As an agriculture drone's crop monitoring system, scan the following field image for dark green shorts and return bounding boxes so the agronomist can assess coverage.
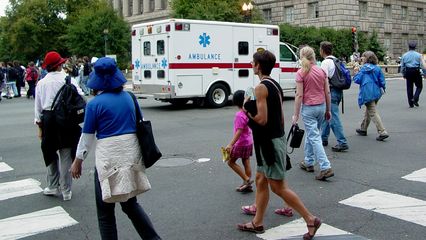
[256,136,287,180]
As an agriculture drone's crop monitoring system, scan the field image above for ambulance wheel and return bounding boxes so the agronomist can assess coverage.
[170,99,189,106]
[206,83,228,108]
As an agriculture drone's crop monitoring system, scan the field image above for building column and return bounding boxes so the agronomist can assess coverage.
[143,0,150,13]
[113,0,120,11]
[133,0,140,15]
[155,0,162,10]
[122,0,129,17]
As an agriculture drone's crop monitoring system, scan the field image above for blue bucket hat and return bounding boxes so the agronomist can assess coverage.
[87,57,126,91]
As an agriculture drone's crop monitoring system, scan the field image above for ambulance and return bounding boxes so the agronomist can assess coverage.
[131,19,299,107]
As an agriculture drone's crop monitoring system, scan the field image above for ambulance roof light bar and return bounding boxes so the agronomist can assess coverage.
[267,28,279,36]
[175,23,190,31]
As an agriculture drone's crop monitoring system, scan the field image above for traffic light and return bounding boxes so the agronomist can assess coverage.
[352,26,358,52]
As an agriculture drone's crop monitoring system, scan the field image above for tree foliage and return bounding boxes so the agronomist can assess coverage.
[366,31,386,61]
[171,0,264,23]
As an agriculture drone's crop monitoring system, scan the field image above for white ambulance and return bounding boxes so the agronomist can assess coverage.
[131,19,299,107]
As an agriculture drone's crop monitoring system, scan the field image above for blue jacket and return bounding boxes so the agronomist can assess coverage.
[354,63,386,108]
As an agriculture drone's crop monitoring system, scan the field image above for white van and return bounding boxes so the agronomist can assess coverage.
[131,19,298,107]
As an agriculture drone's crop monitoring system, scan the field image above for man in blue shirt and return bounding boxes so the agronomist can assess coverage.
[401,41,426,108]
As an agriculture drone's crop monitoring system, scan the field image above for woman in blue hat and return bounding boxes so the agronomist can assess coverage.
[70,57,161,240]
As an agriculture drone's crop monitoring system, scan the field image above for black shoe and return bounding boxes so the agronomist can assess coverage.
[414,101,419,107]
[331,144,349,152]
[376,134,389,141]
[322,140,328,147]
[356,129,367,136]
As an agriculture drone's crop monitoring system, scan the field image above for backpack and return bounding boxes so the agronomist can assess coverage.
[51,76,86,127]
[30,67,38,81]
[71,65,79,77]
[327,57,352,90]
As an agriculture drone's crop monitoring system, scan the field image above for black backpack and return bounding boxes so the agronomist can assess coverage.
[327,57,352,90]
[51,76,86,127]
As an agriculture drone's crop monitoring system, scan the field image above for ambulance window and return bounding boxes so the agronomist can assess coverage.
[157,70,165,79]
[157,40,165,55]
[238,42,249,55]
[143,41,151,56]
[238,69,249,77]
[280,44,295,61]
[144,70,151,79]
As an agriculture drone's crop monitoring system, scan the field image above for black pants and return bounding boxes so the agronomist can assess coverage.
[94,170,161,240]
[405,68,423,107]
[27,81,36,98]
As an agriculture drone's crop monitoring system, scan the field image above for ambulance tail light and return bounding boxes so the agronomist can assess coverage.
[267,28,279,36]
[131,30,136,36]
[175,23,190,31]
[166,24,171,32]
[130,64,134,70]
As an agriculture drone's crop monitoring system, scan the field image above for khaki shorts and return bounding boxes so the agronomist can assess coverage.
[256,136,287,180]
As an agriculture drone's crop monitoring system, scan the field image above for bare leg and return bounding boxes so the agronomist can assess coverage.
[252,172,269,226]
[241,158,252,180]
[228,158,249,182]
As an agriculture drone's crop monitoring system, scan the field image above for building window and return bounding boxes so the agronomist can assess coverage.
[384,4,392,19]
[401,34,408,49]
[308,2,319,19]
[238,42,249,55]
[161,0,167,9]
[284,6,294,22]
[263,8,272,23]
[402,6,408,20]
[140,1,144,13]
[149,0,155,12]
[359,1,368,18]
[418,8,424,20]
[384,33,392,51]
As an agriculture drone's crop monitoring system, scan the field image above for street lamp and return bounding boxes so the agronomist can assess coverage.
[242,2,253,23]
[103,29,109,56]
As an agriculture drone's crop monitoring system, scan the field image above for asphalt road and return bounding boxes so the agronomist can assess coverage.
[1,77,426,240]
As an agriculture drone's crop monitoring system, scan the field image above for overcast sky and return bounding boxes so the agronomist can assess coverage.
[0,0,9,17]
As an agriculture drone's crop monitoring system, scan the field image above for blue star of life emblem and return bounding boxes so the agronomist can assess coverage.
[135,59,141,69]
[199,33,211,48]
[161,58,168,68]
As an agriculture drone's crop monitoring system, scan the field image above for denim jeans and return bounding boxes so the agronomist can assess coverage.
[94,170,161,240]
[321,88,348,146]
[80,75,90,95]
[302,104,331,171]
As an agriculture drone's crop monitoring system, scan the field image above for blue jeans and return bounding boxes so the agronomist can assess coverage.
[80,75,90,95]
[321,88,348,146]
[302,104,331,171]
[95,170,161,240]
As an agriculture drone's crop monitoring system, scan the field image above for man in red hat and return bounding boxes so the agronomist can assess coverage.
[34,51,84,201]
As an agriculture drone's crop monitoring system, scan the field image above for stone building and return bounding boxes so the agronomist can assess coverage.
[112,0,426,57]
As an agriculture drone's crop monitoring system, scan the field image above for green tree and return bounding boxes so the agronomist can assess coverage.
[171,0,264,23]
[367,31,385,61]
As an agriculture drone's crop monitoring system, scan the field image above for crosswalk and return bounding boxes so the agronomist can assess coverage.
[0,161,78,240]
[255,167,426,240]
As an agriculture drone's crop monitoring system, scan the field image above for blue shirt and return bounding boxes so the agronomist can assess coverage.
[83,91,141,139]
[401,50,424,70]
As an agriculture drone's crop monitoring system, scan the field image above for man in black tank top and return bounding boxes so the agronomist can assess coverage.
[238,50,321,239]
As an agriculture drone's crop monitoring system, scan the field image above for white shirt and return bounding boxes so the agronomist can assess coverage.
[321,55,336,79]
[34,71,84,123]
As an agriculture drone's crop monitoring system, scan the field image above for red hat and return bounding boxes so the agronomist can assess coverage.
[42,51,66,70]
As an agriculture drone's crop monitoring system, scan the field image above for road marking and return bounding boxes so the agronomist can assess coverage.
[0,162,13,173]
[0,206,78,240]
[256,218,368,240]
[340,189,426,227]
[402,168,426,183]
[0,179,43,201]
[196,158,210,163]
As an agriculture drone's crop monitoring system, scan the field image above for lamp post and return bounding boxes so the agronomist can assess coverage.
[242,2,253,23]
[103,29,109,56]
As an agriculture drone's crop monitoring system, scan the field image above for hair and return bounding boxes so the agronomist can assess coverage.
[28,61,35,67]
[320,41,333,56]
[13,60,20,67]
[253,50,276,75]
[300,46,316,73]
[362,51,378,65]
[232,90,245,108]
[83,56,89,63]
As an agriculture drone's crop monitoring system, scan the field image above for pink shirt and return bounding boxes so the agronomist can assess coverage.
[296,65,327,105]
[233,110,253,147]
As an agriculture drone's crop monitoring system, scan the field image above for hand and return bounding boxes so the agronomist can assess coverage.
[70,159,83,179]
[353,67,360,74]
[292,115,299,125]
[225,144,233,153]
[325,111,332,121]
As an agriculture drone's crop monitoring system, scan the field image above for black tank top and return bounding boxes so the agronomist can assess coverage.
[260,78,284,138]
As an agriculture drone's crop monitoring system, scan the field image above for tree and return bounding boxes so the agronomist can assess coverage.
[171,0,264,23]
[367,31,385,61]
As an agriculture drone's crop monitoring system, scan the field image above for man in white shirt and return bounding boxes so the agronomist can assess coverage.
[319,41,349,152]
[35,51,84,201]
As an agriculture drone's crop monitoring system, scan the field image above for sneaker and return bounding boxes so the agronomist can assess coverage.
[356,129,367,136]
[322,140,328,147]
[315,168,334,181]
[62,191,72,201]
[376,134,389,141]
[43,187,59,196]
[299,161,314,172]
[331,144,349,152]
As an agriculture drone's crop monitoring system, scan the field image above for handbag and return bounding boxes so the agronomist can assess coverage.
[128,92,162,168]
[286,123,305,154]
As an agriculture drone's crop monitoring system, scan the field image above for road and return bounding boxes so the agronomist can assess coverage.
[1,77,426,240]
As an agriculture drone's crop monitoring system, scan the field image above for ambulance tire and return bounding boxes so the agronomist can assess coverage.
[170,99,189,106]
[206,83,229,108]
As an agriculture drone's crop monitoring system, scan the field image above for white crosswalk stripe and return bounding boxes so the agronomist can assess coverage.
[0,179,43,201]
[402,168,426,183]
[0,206,78,240]
[0,162,13,173]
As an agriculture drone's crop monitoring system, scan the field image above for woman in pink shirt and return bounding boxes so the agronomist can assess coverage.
[292,46,334,181]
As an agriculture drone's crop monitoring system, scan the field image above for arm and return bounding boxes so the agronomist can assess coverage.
[378,68,386,89]
[71,77,85,96]
[324,78,331,121]
[353,71,363,84]
[34,84,42,124]
[248,84,268,126]
[226,129,243,152]
[71,133,95,179]
[292,81,303,124]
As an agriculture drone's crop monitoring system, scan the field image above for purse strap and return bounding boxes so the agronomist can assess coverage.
[127,91,143,124]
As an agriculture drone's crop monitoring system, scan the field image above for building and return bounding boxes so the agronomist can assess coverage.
[113,0,426,58]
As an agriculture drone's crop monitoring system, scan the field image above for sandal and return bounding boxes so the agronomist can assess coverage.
[274,207,293,217]
[241,204,256,215]
[236,179,253,192]
[303,217,321,240]
[237,221,265,234]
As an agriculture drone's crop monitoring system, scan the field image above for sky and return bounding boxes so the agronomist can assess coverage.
[0,0,9,17]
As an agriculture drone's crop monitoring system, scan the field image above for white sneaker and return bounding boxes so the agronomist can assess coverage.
[43,187,59,196]
[62,191,72,201]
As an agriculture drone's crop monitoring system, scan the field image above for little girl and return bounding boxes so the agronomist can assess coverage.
[226,90,253,192]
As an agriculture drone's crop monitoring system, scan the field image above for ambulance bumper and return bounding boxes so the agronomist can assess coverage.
[133,84,175,100]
